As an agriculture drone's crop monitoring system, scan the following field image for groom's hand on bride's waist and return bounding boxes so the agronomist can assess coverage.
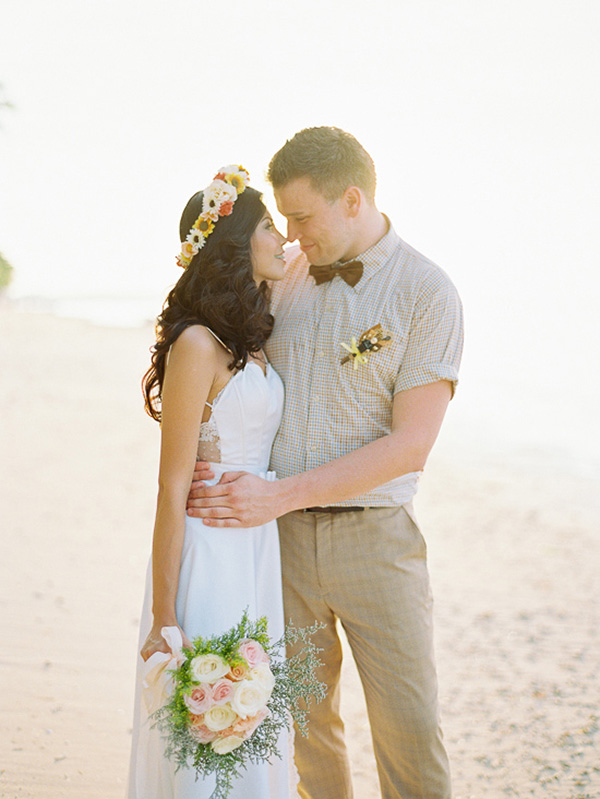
[189,460,215,485]
[187,462,280,527]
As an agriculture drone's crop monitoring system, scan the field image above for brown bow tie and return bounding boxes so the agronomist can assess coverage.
[309,260,363,288]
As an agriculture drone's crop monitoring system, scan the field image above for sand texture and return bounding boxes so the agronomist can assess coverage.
[1,309,598,798]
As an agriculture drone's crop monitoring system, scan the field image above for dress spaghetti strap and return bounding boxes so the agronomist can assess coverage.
[204,327,234,409]
[202,327,266,410]
[205,327,233,354]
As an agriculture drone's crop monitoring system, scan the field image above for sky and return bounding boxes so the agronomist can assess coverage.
[1,0,599,470]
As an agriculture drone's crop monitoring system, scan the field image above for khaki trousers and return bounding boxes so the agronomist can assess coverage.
[278,505,451,799]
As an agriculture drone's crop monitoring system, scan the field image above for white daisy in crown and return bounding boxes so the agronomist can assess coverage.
[186,229,206,249]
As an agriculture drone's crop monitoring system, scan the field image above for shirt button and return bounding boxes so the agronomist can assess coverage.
[310,445,318,451]
[313,395,320,402]
[317,350,325,358]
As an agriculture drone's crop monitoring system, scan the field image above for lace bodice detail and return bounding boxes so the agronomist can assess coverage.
[196,362,284,471]
[197,378,231,463]
[197,416,222,462]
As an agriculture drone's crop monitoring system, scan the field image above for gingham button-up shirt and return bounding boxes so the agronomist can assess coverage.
[265,220,464,507]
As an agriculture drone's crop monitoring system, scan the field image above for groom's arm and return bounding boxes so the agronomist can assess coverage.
[186,380,452,528]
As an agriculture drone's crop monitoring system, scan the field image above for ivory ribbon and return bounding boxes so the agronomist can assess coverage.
[141,626,184,715]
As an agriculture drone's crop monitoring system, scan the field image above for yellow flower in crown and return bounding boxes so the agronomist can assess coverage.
[340,324,392,369]
[176,165,251,269]
[193,215,215,238]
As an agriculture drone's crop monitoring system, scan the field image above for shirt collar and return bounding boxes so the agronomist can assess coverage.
[339,215,399,292]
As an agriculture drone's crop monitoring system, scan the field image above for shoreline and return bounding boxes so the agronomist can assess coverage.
[1,309,598,798]
[4,302,599,483]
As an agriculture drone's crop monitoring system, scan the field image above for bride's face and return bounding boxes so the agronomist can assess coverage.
[250,211,287,285]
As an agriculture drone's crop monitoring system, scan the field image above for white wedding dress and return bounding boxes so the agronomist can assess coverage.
[128,356,298,798]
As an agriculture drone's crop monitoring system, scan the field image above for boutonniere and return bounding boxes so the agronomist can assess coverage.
[340,324,392,369]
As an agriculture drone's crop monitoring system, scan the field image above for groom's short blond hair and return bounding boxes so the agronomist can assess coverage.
[267,126,377,203]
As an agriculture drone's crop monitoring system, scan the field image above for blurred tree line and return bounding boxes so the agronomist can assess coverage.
[0,82,14,290]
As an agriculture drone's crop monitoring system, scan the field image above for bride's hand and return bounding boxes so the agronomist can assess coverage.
[140,622,191,662]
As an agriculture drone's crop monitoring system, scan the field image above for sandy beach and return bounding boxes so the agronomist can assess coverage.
[1,308,598,799]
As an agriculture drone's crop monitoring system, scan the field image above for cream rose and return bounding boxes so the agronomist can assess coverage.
[203,703,238,732]
[211,734,245,754]
[249,663,275,696]
[189,653,230,684]
[230,679,269,719]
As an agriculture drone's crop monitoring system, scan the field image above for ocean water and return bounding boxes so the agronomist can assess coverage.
[8,292,599,484]
[10,294,162,329]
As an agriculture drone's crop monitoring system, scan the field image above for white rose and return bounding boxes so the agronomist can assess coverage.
[230,679,269,719]
[189,653,230,683]
[219,164,243,176]
[203,703,238,732]
[202,180,237,215]
[249,663,275,697]
[212,734,245,754]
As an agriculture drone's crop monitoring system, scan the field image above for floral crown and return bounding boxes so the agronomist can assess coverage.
[176,165,251,269]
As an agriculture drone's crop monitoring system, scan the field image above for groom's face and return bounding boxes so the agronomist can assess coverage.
[274,177,353,266]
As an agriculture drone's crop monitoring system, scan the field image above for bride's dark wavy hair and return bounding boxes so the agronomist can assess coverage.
[143,186,272,421]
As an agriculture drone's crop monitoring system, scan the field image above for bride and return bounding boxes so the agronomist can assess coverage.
[127,166,294,797]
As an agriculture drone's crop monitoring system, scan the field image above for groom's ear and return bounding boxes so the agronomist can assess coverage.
[341,186,362,218]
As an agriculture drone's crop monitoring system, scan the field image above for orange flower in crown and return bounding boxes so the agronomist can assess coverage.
[176,165,251,269]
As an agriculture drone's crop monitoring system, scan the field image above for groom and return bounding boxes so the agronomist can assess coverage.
[188,127,463,799]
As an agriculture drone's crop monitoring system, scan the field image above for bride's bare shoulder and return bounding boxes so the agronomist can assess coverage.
[169,324,221,362]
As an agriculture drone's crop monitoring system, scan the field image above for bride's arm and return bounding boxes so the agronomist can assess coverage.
[140,326,217,661]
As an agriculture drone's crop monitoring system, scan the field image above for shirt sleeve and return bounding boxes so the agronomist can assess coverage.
[393,271,464,397]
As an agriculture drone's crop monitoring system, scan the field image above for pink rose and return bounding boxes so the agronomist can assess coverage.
[188,715,217,743]
[233,708,268,739]
[238,639,269,668]
[228,662,249,681]
[212,678,235,706]
[184,684,214,715]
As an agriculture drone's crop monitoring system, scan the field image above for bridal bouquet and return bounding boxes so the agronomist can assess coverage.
[143,611,325,799]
